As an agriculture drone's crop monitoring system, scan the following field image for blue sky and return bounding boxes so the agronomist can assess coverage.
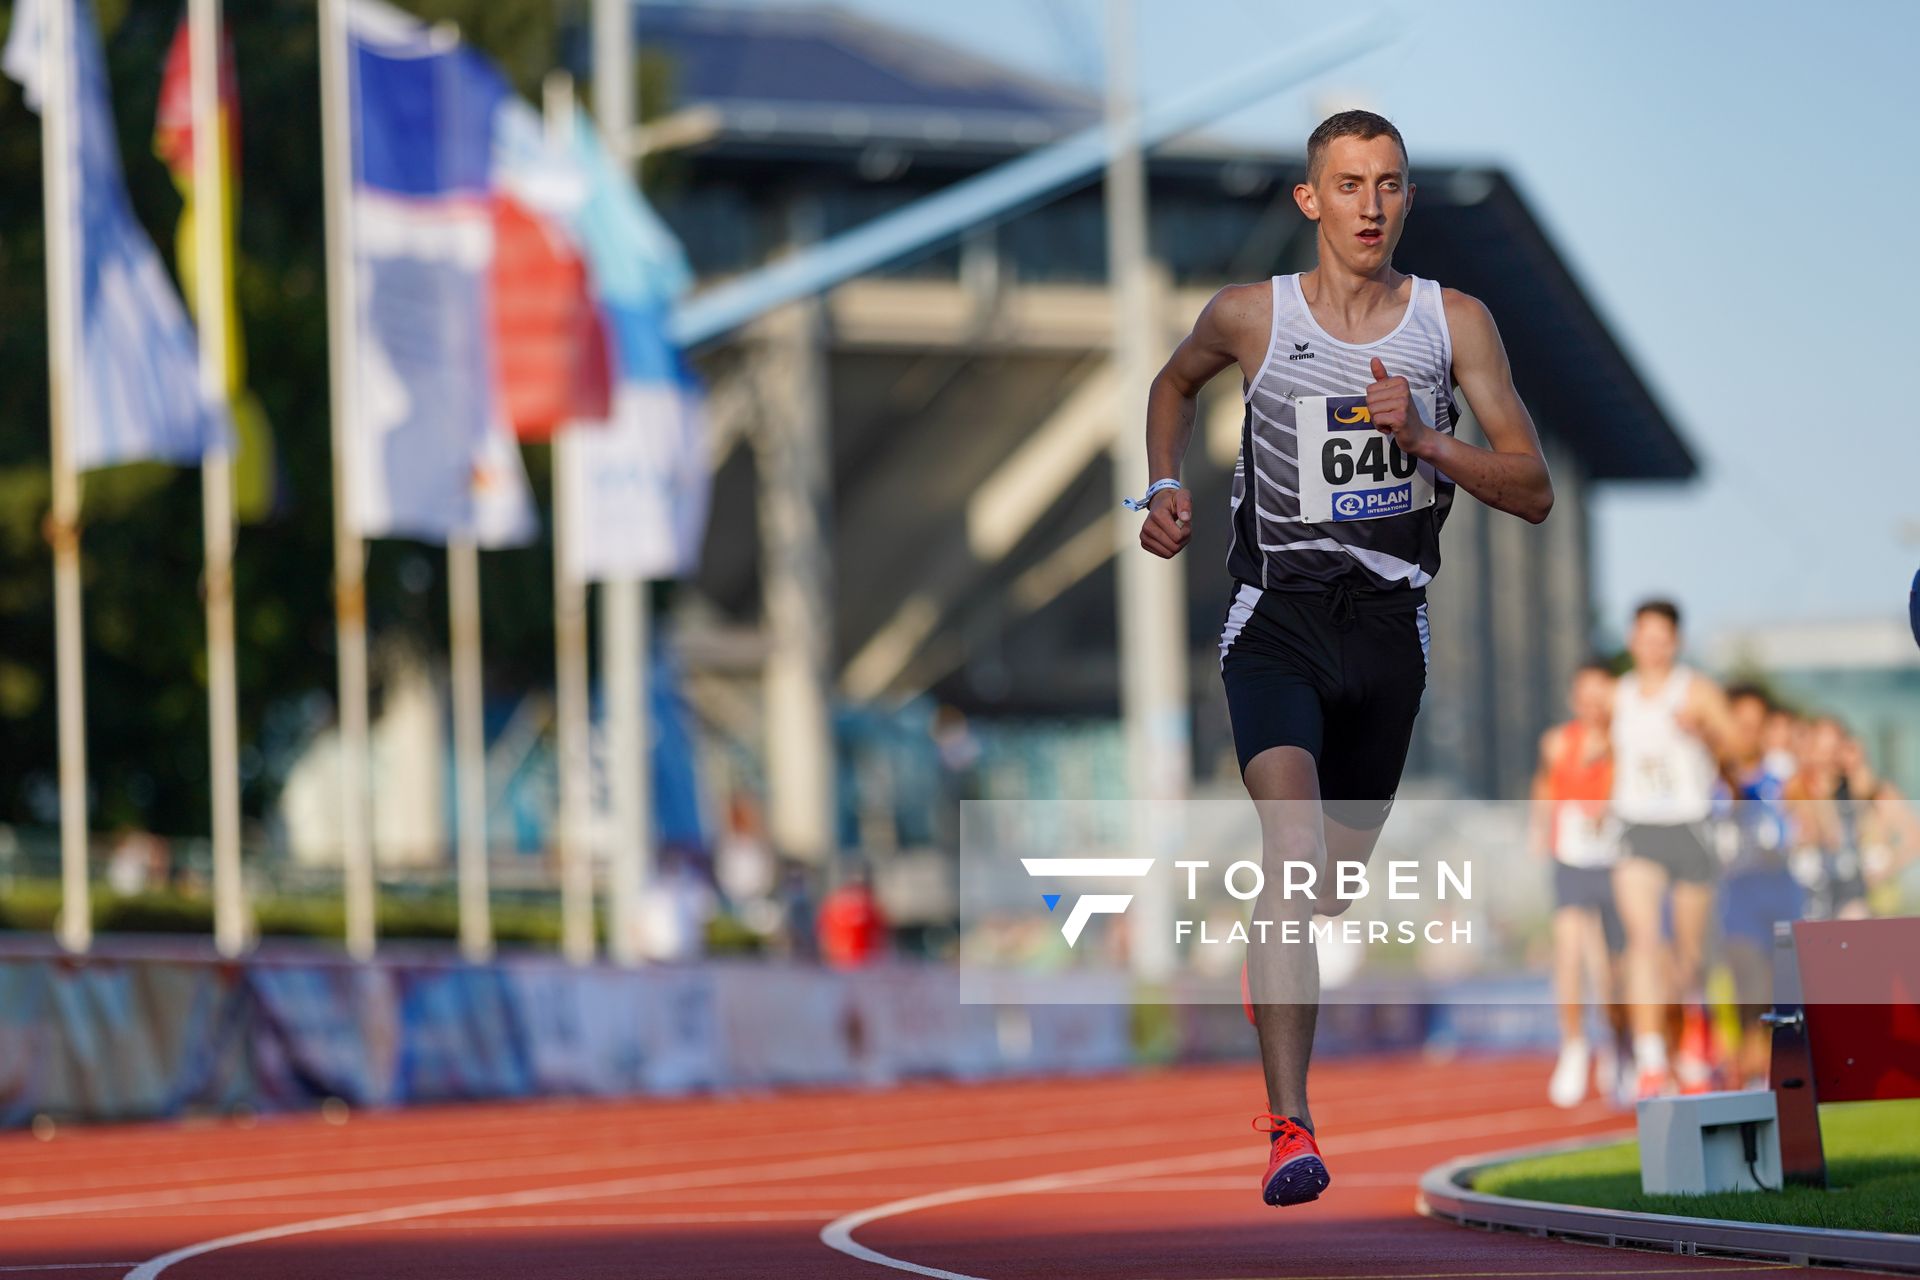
[732,0,1920,648]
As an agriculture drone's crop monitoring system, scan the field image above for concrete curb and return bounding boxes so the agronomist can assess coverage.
[1416,1136,1920,1274]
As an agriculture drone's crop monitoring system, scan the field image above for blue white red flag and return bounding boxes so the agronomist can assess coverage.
[339,0,534,547]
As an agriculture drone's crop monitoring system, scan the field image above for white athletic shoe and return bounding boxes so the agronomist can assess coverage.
[1593,1043,1622,1107]
[1549,1040,1591,1109]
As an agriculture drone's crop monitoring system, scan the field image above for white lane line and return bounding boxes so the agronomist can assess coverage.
[44,1071,1568,1225]
[117,1110,1312,1279]
[385,1211,843,1229]
[0,1086,981,1199]
[0,1093,1037,1207]
[1082,1172,1424,1191]
[115,1069,1584,1277]
[1,1055,1507,1202]
[818,1107,1628,1280]
[1131,1270,1794,1280]
[7,1095,1193,1223]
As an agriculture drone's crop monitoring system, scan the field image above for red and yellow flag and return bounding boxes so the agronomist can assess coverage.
[154,14,275,521]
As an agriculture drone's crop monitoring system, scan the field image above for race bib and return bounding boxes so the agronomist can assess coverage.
[1555,804,1620,869]
[1294,390,1438,524]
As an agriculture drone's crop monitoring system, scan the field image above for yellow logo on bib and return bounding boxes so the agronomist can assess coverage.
[1332,404,1372,425]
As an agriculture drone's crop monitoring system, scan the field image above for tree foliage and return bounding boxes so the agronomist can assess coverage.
[0,0,644,838]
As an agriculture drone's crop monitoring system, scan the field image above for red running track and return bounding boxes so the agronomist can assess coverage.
[0,1055,1845,1279]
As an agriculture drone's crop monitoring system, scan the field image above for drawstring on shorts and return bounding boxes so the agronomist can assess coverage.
[1325,580,1358,630]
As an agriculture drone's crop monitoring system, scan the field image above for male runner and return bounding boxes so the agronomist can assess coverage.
[1717,684,1803,1090]
[1528,661,1629,1108]
[1608,600,1733,1097]
[1130,111,1553,1206]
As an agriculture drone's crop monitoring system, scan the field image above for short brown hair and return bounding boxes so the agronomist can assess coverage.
[1634,598,1682,630]
[1307,110,1408,182]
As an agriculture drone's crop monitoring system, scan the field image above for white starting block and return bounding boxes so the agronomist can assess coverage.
[1637,1089,1782,1195]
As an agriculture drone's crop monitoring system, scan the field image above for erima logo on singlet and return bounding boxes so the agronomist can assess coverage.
[1288,341,1315,361]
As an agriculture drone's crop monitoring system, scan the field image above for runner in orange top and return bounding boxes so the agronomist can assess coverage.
[1528,661,1628,1107]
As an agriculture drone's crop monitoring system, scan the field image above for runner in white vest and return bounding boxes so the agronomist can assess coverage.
[1131,111,1554,1208]
[1609,599,1733,1098]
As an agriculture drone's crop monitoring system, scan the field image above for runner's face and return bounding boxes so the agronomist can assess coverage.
[1569,670,1612,724]
[1297,135,1412,273]
[1627,612,1679,671]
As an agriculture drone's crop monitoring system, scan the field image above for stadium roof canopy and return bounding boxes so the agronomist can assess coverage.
[630,2,1694,483]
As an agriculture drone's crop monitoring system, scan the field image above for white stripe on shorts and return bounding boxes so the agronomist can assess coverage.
[1218,583,1262,670]
[1416,601,1431,675]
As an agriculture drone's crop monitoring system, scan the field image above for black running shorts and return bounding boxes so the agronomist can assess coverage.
[1553,862,1627,952]
[1218,580,1429,830]
[1619,822,1718,885]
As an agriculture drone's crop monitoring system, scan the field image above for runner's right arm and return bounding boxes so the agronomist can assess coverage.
[1138,284,1264,559]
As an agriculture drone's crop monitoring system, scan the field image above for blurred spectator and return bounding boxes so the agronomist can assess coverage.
[715,791,775,907]
[817,864,889,969]
[933,704,982,775]
[1836,731,1920,903]
[777,860,820,962]
[1786,717,1868,919]
[105,827,169,897]
[932,704,981,852]
[639,848,717,962]
[1760,704,1800,782]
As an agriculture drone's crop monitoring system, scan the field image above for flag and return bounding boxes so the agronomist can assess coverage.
[552,108,709,583]
[490,98,610,441]
[339,0,535,548]
[153,12,276,521]
[4,0,226,472]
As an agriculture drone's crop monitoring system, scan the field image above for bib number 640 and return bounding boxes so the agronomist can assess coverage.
[1322,435,1418,486]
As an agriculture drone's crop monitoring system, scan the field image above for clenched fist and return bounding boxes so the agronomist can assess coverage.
[1138,486,1192,559]
[1365,356,1436,458]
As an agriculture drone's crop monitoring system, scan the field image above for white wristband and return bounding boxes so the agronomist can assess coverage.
[1121,478,1182,512]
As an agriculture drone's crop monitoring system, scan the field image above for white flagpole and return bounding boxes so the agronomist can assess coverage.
[546,72,596,967]
[318,0,376,959]
[189,0,246,958]
[448,535,492,961]
[1105,0,1185,981]
[39,0,90,954]
[593,0,647,968]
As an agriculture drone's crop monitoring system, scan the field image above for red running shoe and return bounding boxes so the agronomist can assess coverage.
[1254,1114,1330,1206]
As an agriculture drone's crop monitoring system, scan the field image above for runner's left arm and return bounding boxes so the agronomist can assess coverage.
[1373,290,1553,523]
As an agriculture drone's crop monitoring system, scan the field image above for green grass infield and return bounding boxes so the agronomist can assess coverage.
[1472,1098,1920,1236]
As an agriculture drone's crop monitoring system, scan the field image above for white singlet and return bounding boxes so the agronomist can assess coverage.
[1610,667,1716,826]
